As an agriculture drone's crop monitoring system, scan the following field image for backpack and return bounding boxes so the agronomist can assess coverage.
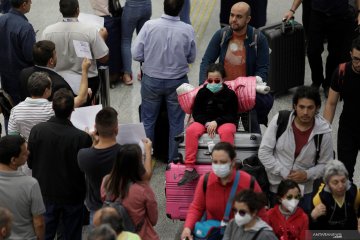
[102,192,143,233]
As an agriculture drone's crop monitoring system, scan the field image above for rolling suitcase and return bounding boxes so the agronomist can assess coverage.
[165,163,212,220]
[259,20,305,94]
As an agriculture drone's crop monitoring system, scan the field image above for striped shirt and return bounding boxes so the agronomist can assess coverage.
[8,98,54,139]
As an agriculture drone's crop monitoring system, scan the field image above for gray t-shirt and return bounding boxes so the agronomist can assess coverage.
[0,170,45,240]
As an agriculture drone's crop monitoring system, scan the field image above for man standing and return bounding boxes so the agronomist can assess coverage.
[0,0,35,105]
[132,0,196,162]
[324,37,360,182]
[259,86,333,214]
[0,135,45,240]
[284,0,357,97]
[28,89,92,239]
[42,0,109,105]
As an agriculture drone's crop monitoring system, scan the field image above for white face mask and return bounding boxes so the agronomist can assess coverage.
[281,199,299,213]
[212,162,231,178]
[234,212,252,227]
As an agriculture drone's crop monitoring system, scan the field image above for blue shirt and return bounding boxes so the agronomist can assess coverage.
[132,14,196,79]
[0,9,35,73]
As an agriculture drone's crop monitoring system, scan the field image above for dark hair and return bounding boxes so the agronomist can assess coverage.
[52,88,74,119]
[0,135,26,165]
[27,72,51,97]
[351,36,360,51]
[33,41,55,66]
[292,85,321,109]
[95,107,118,137]
[100,210,124,234]
[164,0,184,17]
[206,63,226,78]
[211,142,236,160]
[234,189,267,214]
[10,0,27,8]
[88,224,117,240]
[276,180,301,200]
[105,144,146,199]
[59,0,79,17]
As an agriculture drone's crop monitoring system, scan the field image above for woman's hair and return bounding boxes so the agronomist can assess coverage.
[276,179,301,199]
[323,159,348,184]
[206,63,226,78]
[211,142,236,160]
[234,189,267,214]
[105,144,146,199]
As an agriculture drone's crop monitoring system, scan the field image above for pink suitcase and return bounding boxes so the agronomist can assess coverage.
[165,163,212,220]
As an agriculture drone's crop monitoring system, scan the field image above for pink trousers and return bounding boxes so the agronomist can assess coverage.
[184,122,236,167]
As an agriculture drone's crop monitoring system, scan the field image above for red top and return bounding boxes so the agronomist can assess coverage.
[184,169,268,230]
[267,204,309,240]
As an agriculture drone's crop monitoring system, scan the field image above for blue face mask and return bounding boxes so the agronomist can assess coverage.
[206,83,222,93]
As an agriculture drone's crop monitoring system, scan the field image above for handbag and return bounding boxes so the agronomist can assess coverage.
[193,171,241,240]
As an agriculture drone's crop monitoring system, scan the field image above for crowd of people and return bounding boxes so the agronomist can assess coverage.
[0,0,360,239]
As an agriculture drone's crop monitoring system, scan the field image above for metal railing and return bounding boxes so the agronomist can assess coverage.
[98,66,110,107]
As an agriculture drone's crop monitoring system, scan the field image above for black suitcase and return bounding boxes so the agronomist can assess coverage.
[259,20,305,94]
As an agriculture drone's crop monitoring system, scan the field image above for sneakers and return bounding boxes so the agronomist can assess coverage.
[177,169,200,186]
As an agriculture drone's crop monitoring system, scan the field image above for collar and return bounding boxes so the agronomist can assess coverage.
[35,65,56,73]
[9,8,28,21]
[161,14,180,21]
[25,97,50,103]
[49,116,74,126]
[63,17,79,22]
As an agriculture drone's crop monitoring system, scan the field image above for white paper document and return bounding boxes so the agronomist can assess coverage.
[73,40,93,59]
[70,105,102,132]
[116,123,147,145]
[78,12,104,30]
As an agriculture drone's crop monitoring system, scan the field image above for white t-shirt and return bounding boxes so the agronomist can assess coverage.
[89,0,110,16]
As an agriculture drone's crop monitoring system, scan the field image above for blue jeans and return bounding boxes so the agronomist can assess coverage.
[180,0,191,24]
[141,74,187,161]
[121,2,151,74]
[44,201,84,240]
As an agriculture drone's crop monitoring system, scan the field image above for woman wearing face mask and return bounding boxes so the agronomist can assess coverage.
[267,180,309,240]
[180,142,267,240]
[178,63,239,186]
[310,160,360,231]
[223,189,277,240]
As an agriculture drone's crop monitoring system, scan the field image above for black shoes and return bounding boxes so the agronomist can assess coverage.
[177,169,200,186]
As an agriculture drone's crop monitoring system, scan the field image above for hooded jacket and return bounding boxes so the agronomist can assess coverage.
[258,111,333,194]
[223,217,278,240]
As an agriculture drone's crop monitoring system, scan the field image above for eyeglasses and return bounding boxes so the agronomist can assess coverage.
[207,78,221,84]
[232,208,248,216]
[285,194,301,200]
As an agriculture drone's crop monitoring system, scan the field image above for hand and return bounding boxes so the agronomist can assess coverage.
[283,11,294,22]
[287,170,307,183]
[180,227,193,240]
[206,121,217,138]
[81,58,91,72]
[311,203,326,220]
[98,27,108,40]
[142,138,152,154]
[86,128,99,146]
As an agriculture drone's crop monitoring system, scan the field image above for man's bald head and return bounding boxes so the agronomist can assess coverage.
[231,2,251,17]
[93,207,124,234]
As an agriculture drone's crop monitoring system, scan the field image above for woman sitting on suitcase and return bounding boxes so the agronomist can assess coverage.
[178,63,238,186]
[180,142,267,240]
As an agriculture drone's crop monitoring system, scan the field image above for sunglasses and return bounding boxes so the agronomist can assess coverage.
[207,78,221,84]
[232,208,248,216]
[285,194,301,200]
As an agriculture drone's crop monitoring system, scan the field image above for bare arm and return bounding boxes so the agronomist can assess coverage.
[142,138,153,181]
[33,215,45,240]
[323,88,340,124]
[283,0,302,21]
[74,58,91,107]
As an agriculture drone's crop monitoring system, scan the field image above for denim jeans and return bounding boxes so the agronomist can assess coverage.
[180,0,191,24]
[121,1,151,75]
[141,74,188,161]
[44,201,84,240]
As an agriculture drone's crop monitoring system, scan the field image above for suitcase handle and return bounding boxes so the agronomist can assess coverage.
[281,19,295,35]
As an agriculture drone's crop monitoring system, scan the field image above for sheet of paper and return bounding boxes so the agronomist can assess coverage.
[116,123,146,145]
[61,72,82,94]
[70,105,102,132]
[73,40,93,59]
[78,12,104,30]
